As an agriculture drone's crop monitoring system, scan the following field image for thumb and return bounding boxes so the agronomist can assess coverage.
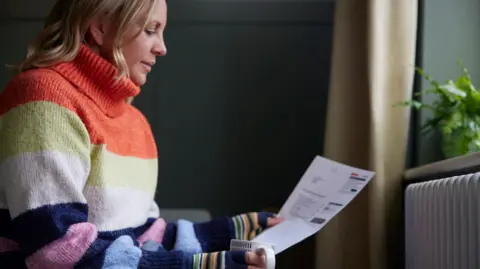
[245,251,266,268]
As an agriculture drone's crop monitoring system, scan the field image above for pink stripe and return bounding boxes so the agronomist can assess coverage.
[137,218,167,246]
[25,223,97,269]
[0,237,20,252]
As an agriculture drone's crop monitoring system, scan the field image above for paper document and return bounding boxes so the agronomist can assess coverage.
[253,155,375,254]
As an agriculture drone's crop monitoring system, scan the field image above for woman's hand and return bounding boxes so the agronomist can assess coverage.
[266,214,284,228]
[244,251,267,269]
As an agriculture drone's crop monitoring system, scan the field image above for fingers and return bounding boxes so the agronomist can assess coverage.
[257,212,284,229]
[228,250,269,269]
[266,215,284,227]
[245,251,266,268]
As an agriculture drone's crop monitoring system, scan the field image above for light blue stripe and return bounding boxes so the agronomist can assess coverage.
[174,219,203,254]
[102,235,142,269]
[141,240,162,252]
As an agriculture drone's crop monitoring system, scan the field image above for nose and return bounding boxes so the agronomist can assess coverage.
[152,40,167,57]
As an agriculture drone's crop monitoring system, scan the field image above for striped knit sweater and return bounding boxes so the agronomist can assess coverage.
[0,45,272,269]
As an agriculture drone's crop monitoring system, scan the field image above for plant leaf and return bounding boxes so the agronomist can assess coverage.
[393,100,424,109]
[439,82,467,98]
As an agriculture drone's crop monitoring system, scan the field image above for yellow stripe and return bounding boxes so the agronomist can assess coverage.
[209,252,217,268]
[251,212,259,229]
[0,101,90,162]
[87,144,158,192]
[241,214,250,240]
[248,212,258,240]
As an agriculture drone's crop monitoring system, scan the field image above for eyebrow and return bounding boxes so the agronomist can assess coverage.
[147,20,162,28]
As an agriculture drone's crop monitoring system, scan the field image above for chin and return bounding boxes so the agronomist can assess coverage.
[131,75,147,86]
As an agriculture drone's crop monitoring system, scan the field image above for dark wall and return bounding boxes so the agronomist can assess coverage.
[0,0,335,218]
[141,1,335,217]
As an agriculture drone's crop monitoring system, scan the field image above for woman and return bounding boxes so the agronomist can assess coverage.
[0,0,282,268]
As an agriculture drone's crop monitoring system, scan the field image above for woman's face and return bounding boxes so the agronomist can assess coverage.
[121,1,167,86]
[91,0,168,86]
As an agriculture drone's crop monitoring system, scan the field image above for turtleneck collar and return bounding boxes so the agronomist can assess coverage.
[51,44,140,118]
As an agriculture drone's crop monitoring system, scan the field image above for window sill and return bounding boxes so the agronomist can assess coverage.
[404,152,480,183]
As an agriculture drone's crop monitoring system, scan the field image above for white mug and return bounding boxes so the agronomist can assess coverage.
[230,239,276,269]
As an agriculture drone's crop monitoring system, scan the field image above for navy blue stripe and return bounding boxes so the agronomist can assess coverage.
[216,252,222,268]
[139,249,185,269]
[193,217,233,252]
[0,209,14,239]
[99,229,136,242]
[257,212,273,228]
[10,203,88,256]
[133,217,157,239]
[246,214,255,237]
[160,222,177,251]
[73,237,110,269]
[228,250,247,265]
[0,251,27,269]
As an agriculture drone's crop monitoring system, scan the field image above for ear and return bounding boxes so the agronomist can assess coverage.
[87,19,108,46]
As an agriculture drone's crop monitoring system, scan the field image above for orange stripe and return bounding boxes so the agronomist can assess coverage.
[0,69,157,159]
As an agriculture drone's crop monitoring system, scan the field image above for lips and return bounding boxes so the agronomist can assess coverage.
[141,61,154,71]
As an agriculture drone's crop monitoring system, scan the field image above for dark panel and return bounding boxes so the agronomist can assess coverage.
[0,21,44,87]
[1,0,334,23]
[136,25,333,217]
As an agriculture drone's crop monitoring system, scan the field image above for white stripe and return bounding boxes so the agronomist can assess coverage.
[221,252,226,269]
[84,186,154,232]
[148,201,160,219]
[0,151,89,219]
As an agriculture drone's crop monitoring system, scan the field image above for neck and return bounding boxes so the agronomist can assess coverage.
[51,44,140,117]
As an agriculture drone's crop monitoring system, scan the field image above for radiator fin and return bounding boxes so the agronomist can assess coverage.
[405,172,479,269]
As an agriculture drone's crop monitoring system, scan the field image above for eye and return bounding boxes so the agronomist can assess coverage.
[145,29,156,35]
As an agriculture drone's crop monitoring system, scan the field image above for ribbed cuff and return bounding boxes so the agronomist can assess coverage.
[189,250,248,269]
[139,249,188,269]
[229,212,273,241]
[193,216,233,252]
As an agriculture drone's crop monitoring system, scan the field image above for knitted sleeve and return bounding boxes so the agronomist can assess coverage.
[0,98,189,268]
[159,212,274,254]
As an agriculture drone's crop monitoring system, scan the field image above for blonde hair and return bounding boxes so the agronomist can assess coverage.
[13,0,159,80]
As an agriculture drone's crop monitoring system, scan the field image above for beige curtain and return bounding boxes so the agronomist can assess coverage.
[315,0,418,269]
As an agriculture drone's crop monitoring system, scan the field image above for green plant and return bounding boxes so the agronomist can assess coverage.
[396,61,480,158]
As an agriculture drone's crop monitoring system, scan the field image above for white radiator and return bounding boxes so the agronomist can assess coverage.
[405,172,479,269]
